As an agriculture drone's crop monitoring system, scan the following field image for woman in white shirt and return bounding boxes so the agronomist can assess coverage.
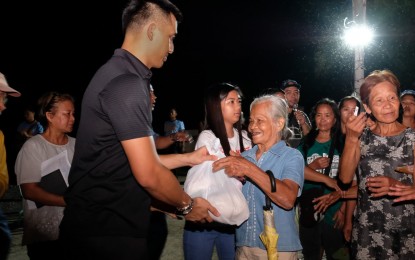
[15,91,75,260]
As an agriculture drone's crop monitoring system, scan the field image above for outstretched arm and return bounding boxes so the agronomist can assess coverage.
[122,137,219,222]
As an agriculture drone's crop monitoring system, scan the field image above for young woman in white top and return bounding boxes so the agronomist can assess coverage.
[183,82,252,260]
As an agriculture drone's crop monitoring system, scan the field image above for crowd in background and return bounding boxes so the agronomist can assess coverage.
[0,0,415,259]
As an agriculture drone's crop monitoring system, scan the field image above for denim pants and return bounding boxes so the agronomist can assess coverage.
[183,227,235,260]
[0,208,11,260]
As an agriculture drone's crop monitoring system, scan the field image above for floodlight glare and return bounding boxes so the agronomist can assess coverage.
[343,24,374,47]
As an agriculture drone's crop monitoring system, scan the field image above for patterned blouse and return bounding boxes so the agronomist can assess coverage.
[352,127,415,259]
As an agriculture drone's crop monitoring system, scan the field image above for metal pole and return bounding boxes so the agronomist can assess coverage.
[352,0,366,99]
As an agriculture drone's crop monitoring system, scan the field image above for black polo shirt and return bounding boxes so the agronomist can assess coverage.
[60,49,154,238]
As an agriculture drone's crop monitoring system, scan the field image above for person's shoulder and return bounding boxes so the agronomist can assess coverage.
[198,130,215,139]
[403,127,415,139]
[20,135,44,151]
[68,136,76,143]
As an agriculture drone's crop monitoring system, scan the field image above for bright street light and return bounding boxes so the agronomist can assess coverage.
[342,16,374,97]
[343,23,374,47]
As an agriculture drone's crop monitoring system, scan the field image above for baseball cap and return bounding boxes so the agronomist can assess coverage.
[281,79,301,90]
[400,89,415,98]
[0,72,21,97]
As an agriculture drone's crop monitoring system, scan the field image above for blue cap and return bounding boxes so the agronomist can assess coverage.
[281,79,301,90]
[401,89,415,98]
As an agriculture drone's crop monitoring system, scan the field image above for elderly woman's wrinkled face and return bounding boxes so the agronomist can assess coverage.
[248,102,280,146]
[365,81,400,124]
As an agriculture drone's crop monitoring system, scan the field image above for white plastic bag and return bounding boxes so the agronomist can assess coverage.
[184,139,249,226]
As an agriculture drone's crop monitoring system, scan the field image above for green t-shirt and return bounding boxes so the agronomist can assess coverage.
[297,139,341,226]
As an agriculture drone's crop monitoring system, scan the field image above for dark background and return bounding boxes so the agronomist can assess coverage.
[1,0,415,141]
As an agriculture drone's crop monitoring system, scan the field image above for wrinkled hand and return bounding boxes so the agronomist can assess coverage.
[308,157,330,170]
[187,146,217,167]
[212,155,250,178]
[333,209,345,229]
[366,176,399,197]
[345,112,367,139]
[313,191,341,213]
[389,184,415,203]
[185,197,220,223]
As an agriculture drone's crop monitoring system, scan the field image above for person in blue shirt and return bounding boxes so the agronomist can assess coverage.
[164,108,185,136]
[213,95,304,260]
[17,106,44,139]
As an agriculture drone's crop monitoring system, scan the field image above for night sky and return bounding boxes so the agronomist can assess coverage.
[1,0,415,136]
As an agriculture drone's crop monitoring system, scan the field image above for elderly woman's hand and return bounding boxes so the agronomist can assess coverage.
[389,184,415,202]
[346,112,367,140]
[366,176,400,197]
[212,155,250,178]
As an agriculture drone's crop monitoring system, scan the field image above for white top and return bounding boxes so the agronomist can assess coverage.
[196,129,252,154]
[15,134,75,244]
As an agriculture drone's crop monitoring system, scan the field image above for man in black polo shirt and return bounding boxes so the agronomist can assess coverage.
[60,1,219,259]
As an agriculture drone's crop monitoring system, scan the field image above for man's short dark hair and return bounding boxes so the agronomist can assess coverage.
[122,0,183,33]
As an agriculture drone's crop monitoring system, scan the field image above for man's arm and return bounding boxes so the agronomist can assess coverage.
[122,137,189,207]
[121,137,219,220]
[159,146,215,169]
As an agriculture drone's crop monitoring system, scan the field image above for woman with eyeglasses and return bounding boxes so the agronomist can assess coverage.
[15,91,76,260]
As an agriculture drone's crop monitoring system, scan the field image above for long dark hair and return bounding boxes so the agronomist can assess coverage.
[301,98,343,159]
[202,82,245,156]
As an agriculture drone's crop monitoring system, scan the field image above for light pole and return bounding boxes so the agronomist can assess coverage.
[342,0,373,99]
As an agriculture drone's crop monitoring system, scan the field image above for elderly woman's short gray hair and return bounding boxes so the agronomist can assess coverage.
[250,95,292,141]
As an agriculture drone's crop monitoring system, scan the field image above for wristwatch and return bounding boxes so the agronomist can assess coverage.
[176,198,194,216]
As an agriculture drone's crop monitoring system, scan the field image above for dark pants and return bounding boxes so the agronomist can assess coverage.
[62,236,148,260]
[300,221,346,260]
[0,208,11,260]
[27,240,63,260]
[148,211,168,260]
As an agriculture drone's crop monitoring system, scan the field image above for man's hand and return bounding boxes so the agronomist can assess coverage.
[294,110,307,126]
[186,146,217,166]
[184,197,220,223]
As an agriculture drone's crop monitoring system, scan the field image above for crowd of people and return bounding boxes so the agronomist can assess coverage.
[0,0,415,260]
